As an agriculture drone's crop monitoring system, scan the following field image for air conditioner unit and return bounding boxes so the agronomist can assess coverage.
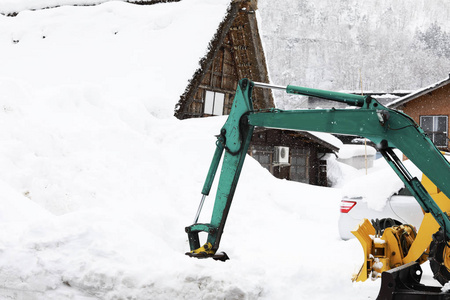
[274,146,289,165]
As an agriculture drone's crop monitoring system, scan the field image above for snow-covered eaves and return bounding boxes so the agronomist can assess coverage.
[305,131,342,151]
[303,91,412,109]
[387,74,450,108]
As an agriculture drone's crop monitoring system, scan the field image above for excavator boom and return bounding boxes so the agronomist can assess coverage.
[185,79,450,296]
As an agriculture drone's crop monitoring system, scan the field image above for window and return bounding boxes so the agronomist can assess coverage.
[290,148,310,183]
[204,91,225,116]
[420,115,448,147]
[250,148,272,172]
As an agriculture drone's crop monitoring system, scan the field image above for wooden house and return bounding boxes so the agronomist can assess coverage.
[388,75,450,151]
[249,129,340,186]
[174,0,340,186]
[174,0,274,119]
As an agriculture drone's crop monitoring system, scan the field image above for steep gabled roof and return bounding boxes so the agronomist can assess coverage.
[174,0,274,119]
[388,74,450,108]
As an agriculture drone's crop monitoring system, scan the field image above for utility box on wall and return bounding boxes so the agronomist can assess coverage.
[274,146,289,165]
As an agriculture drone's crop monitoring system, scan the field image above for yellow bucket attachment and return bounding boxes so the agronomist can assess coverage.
[185,242,229,261]
[352,219,376,282]
[352,218,418,282]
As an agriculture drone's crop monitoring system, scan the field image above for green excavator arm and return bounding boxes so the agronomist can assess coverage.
[185,78,450,261]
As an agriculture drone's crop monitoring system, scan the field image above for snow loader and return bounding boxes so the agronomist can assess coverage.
[184,78,450,299]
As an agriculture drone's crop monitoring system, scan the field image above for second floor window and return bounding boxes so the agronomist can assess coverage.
[204,91,224,116]
[420,115,448,147]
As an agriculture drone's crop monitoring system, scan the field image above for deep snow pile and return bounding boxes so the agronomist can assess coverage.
[0,1,436,299]
[0,0,158,15]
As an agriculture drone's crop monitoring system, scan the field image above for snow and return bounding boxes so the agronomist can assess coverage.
[370,237,386,244]
[0,0,229,118]
[0,1,440,299]
[308,131,343,149]
[0,0,157,15]
[341,157,422,211]
[337,144,376,160]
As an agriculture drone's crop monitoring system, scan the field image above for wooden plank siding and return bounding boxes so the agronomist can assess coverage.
[249,128,338,186]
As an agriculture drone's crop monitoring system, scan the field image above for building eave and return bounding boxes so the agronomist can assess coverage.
[387,74,450,108]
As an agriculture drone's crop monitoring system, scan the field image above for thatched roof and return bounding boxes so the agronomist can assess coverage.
[174,0,274,119]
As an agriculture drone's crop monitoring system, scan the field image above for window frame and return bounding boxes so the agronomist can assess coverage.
[420,115,448,147]
[289,148,310,183]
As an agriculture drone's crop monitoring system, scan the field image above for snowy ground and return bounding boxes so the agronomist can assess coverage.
[0,1,441,299]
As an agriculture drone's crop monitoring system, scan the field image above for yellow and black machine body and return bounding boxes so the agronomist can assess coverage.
[184,79,450,299]
[353,170,450,299]
[352,172,450,282]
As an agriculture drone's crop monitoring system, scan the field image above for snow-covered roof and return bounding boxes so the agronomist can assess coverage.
[307,131,342,150]
[337,144,376,159]
[387,74,450,108]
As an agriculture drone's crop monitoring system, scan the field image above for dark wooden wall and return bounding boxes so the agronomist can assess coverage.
[249,129,334,186]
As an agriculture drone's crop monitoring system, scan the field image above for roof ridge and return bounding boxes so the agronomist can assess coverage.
[387,74,450,108]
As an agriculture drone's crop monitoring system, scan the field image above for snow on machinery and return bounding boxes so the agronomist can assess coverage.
[184,79,450,299]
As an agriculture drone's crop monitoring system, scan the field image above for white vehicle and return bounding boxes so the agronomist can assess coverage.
[338,187,424,240]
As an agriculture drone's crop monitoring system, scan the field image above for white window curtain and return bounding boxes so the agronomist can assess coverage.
[204,91,224,116]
